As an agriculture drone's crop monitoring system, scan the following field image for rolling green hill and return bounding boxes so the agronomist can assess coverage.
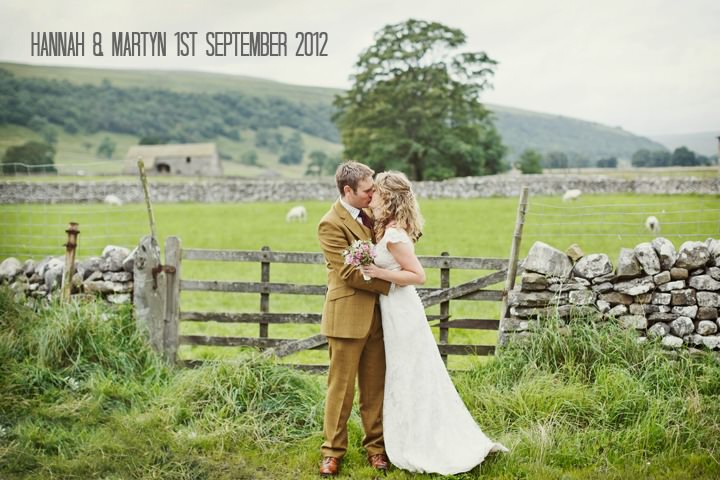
[489,104,666,160]
[0,62,667,175]
[0,62,337,105]
[649,130,720,157]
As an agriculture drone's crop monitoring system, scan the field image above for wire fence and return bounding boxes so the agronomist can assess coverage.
[1,163,149,260]
[0,160,126,177]
[522,196,720,256]
[2,162,719,260]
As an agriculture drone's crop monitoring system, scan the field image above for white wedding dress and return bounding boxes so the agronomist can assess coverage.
[375,228,508,475]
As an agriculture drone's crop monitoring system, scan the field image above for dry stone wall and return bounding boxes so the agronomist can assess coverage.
[0,246,135,304]
[1,174,718,203]
[503,237,720,352]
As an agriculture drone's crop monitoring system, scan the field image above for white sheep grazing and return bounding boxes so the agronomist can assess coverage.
[286,205,307,223]
[103,194,123,206]
[562,189,582,202]
[645,215,660,233]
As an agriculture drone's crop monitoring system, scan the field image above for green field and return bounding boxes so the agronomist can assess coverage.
[2,194,718,369]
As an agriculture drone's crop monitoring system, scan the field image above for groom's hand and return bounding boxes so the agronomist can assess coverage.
[319,221,390,294]
[360,264,382,280]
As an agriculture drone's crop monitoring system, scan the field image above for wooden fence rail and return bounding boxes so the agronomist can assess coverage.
[162,241,511,371]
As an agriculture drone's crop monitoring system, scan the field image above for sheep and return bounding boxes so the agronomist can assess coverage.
[562,189,582,202]
[103,194,123,206]
[286,205,307,223]
[645,215,660,234]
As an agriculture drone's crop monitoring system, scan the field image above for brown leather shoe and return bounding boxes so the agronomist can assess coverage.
[319,456,341,476]
[368,453,389,471]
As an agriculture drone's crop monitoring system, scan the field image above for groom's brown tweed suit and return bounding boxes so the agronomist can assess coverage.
[318,200,391,458]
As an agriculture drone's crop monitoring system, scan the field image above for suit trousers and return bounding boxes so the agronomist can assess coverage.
[321,305,385,458]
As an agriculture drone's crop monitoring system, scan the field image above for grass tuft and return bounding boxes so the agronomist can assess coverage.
[2,288,720,478]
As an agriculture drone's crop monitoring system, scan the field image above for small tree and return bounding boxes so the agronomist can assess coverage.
[631,149,652,167]
[596,157,617,168]
[96,136,116,159]
[1,141,56,175]
[305,150,328,176]
[255,129,284,153]
[278,132,304,165]
[519,149,543,174]
[28,116,59,146]
[240,150,259,166]
[323,153,343,176]
[139,135,169,145]
[671,146,697,166]
[544,151,569,169]
[650,150,671,167]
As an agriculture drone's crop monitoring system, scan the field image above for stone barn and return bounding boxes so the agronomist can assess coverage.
[122,143,223,176]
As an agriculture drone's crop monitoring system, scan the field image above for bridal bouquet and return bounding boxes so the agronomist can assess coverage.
[342,239,377,281]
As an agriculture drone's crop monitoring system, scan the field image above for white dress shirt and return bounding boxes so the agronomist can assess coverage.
[339,197,365,226]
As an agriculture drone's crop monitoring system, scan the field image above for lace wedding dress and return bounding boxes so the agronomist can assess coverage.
[375,228,508,475]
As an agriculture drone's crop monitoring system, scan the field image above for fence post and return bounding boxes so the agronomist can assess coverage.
[499,186,529,345]
[260,246,270,338]
[164,236,182,364]
[439,251,450,365]
[61,222,80,302]
[133,235,166,354]
[137,159,157,240]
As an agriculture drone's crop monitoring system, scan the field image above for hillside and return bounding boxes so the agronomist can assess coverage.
[649,131,720,157]
[490,104,666,160]
[0,62,668,174]
[0,62,338,105]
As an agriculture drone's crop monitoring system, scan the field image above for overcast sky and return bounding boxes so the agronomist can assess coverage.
[1,0,718,136]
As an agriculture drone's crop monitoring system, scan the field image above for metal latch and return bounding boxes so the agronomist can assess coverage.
[151,264,176,290]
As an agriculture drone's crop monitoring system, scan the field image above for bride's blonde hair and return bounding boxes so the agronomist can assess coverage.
[372,171,424,243]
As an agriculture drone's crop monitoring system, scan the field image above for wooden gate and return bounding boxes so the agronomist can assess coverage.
[158,236,513,372]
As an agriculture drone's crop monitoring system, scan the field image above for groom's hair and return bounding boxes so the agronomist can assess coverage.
[335,161,374,196]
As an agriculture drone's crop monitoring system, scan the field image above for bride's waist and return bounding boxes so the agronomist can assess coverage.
[384,284,417,294]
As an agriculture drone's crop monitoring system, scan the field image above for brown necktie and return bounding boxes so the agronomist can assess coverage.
[358,210,373,230]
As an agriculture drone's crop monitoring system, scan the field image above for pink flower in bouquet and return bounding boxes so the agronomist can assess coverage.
[342,240,377,280]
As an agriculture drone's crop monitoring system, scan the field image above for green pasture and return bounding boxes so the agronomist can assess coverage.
[1,194,718,368]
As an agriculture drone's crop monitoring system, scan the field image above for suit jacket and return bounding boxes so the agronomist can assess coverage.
[318,200,391,338]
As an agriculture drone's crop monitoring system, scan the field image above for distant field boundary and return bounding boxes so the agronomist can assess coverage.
[0,174,718,204]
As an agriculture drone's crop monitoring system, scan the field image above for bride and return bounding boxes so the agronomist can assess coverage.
[360,171,508,475]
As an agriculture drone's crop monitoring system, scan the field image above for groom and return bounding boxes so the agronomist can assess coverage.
[317,161,392,476]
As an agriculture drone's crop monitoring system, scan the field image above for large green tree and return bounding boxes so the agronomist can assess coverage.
[333,19,506,180]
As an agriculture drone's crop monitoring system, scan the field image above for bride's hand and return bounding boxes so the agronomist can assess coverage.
[361,264,382,279]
